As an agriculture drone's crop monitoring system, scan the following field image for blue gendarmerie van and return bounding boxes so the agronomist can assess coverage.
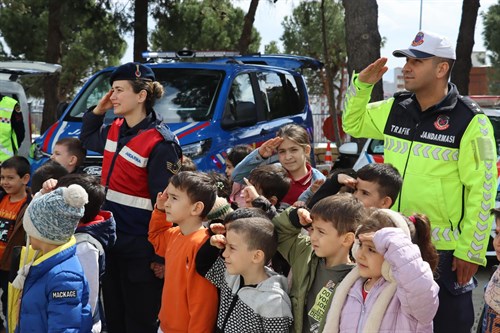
[29,52,323,175]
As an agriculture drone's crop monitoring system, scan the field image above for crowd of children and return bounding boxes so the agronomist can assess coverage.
[0,127,496,333]
[0,63,496,333]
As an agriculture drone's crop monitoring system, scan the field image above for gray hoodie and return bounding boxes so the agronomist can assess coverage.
[205,257,293,332]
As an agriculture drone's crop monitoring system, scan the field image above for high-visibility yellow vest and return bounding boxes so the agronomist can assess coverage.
[343,74,497,266]
[0,96,19,162]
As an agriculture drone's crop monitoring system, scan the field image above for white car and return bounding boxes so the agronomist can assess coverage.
[0,61,61,157]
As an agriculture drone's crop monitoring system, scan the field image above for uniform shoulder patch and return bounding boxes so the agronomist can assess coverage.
[458,95,483,115]
[167,159,182,174]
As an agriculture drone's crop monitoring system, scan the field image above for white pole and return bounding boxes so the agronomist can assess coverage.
[419,0,423,30]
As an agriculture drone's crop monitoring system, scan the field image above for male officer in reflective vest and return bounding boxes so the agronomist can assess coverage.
[0,94,24,162]
[342,31,497,333]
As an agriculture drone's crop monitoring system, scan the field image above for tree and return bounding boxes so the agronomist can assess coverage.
[451,0,480,94]
[150,0,261,53]
[281,0,346,145]
[238,0,259,54]
[134,0,149,62]
[264,41,281,54]
[483,1,500,93]
[0,0,127,132]
[342,0,383,102]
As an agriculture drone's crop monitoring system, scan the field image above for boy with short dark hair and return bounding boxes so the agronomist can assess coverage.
[195,216,293,332]
[245,164,291,209]
[273,193,366,333]
[0,156,31,331]
[148,171,218,333]
[30,160,69,194]
[50,137,87,173]
[307,163,402,210]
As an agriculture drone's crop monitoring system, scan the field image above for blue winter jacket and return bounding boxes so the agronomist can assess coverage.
[15,238,93,333]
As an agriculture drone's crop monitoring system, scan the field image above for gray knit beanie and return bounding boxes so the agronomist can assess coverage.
[23,184,88,245]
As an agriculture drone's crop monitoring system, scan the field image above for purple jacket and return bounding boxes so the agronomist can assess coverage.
[324,228,439,333]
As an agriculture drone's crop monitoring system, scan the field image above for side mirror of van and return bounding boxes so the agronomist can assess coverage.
[56,102,69,119]
[221,101,257,129]
[338,142,359,155]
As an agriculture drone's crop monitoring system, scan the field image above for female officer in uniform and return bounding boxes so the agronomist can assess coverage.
[80,63,182,333]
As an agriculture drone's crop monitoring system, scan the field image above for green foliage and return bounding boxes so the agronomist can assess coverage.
[281,0,346,95]
[483,2,500,93]
[264,41,281,54]
[150,0,261,53]
[0,0,127,99]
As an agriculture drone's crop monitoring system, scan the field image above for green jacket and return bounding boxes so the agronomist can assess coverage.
[273,207,351,333]
[343,75,497,266]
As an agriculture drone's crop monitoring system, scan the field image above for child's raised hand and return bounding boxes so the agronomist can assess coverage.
[310,179,325,193]
[210,234,227,249]
[338,173,357,189]
[242,177,259,206]
[297,208,312,226]
[258,137,284,158]
[41,178,58,194]
[210,222,226,235]
[155,188,168,212]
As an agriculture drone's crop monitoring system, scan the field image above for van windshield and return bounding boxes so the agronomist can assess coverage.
[67,67,224,124]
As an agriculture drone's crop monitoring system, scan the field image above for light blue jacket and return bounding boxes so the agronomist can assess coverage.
[231,148,325,203]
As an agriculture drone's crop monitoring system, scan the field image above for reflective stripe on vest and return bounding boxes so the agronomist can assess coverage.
[106,189,153,211]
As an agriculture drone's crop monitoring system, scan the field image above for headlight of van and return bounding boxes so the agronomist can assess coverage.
[29,142,50,160]
[182,139,212,159]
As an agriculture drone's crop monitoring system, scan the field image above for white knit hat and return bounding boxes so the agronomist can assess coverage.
[23,184,88,245]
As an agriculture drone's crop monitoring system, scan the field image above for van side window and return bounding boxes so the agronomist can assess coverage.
[257,72,302,120]
[224,74,256,122]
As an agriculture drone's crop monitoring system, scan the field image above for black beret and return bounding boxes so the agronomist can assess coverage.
[109,62,155,85]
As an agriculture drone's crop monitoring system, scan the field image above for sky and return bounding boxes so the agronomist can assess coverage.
[121,0,497,74]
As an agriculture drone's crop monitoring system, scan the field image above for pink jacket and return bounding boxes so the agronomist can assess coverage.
[324,228,439,333]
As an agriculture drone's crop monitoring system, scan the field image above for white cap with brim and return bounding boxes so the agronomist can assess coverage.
[393,31,456,60]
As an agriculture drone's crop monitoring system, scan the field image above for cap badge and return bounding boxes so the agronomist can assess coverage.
[434,114,450,131]
[411,32,425,47]
[135,65,142,78]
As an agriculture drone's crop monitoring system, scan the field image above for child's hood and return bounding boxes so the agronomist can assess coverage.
[260,266,290,294]
[75,210,116,251]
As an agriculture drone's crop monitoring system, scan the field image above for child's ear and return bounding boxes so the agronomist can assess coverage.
[269,195,278,206]
[21,174,30,185]
[252,249,266,264]
[304,144,311,155]
[342,232,355,247]
[191,201,205,216]
[69,155,77,166]
[381,196,393,209]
